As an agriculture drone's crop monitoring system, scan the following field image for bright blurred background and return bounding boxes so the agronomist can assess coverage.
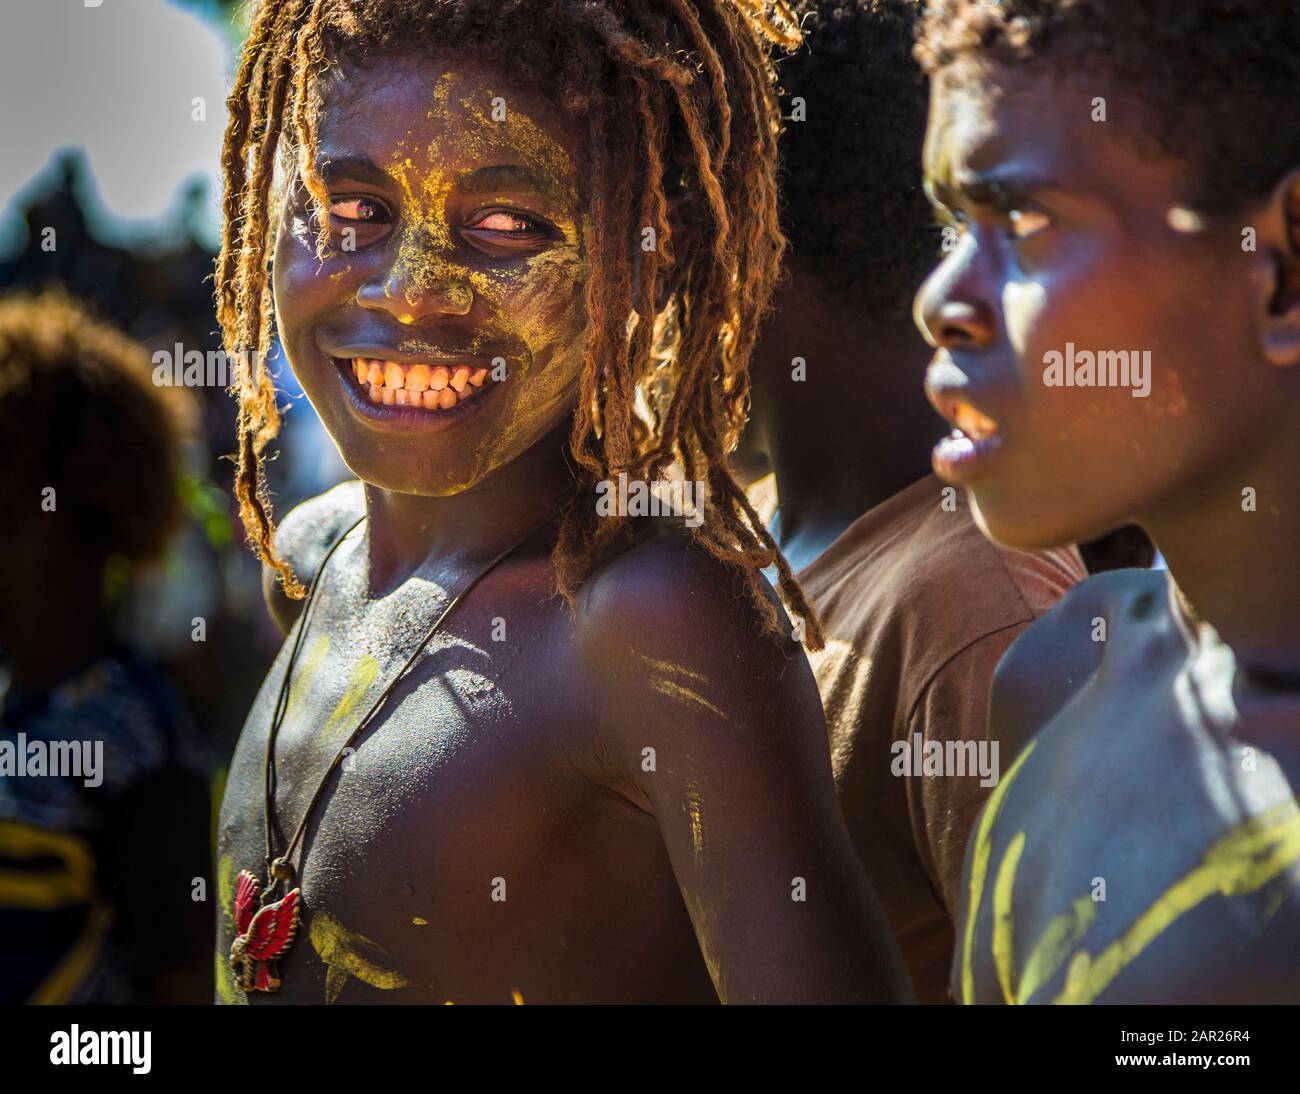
[0,0,351,1002]
[1,0,348,763]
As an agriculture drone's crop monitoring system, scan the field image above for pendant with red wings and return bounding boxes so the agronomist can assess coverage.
[229,869,302,993]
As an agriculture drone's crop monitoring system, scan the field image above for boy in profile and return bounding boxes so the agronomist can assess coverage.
[915,0,1300,1003]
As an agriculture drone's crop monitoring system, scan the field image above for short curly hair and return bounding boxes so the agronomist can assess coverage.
[0,289,191,567]
[917,0,1300,213]
[776,0,936,319]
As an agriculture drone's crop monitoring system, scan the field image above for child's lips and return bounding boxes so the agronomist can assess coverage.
[930,394,1005,484]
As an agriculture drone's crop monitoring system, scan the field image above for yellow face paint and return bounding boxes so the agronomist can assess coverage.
[278,55,593,499]
[377,69,587,492]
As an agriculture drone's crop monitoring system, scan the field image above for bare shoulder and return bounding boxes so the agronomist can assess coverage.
[990,567,1170,759]
[572,520,823,755]
[575,519,804,684]
[261,479,365,635]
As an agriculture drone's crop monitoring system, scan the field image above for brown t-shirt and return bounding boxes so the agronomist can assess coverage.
[797,475,1087,1003]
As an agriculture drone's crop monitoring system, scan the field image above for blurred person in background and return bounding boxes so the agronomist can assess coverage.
[0,289,212,1003]
[734,0,1087,1001]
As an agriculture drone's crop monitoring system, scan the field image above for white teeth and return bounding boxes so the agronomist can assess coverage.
[351,358,488,411]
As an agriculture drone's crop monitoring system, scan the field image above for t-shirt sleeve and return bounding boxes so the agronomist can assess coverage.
[903,623,1029,918]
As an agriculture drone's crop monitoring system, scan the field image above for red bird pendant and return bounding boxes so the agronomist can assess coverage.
[229,869,302,993]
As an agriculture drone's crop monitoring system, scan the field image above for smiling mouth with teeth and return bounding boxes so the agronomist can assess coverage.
[347,358,491,411]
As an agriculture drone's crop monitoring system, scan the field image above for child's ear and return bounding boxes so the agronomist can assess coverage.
[1253,168,1300,368]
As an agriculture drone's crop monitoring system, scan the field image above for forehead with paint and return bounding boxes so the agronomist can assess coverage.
[273,50,589,497]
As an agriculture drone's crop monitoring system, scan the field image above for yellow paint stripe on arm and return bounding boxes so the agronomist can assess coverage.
[647,678,731,723]
[960,739,1036,1004]
[633,652,710,686]
[992,831,1026,1004]
[632,652,729,721]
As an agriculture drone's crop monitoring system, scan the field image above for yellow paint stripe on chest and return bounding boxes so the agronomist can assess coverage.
[1049,802,1300,1004]
[1016,891,1098,1004]
[287,635,329,714]
[309,910,412,1003]
[960,740,1037,1004]
[320,655,380,739]
[992,831,1026,1004]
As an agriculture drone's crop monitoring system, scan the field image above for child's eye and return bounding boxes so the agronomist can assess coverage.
[466,210,545,235]
[1008,208,1051,240]
[461,208,559,255]
[328,196,388,223]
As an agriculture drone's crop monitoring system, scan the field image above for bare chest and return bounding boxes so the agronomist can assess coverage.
[963,663,1300,1004]
[216,586,595,1002]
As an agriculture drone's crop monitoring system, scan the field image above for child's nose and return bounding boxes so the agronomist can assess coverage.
[913,253,997,352]
[357,252,474,323]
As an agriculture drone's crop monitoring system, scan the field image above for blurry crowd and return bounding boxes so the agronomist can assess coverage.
[0,151,347,1002]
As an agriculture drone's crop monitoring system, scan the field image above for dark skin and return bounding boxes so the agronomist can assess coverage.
[737,257,936,572]
[916,61,1300,1003]
[216,50,911,1004]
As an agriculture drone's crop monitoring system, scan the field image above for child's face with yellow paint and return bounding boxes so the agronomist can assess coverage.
[273,52,587,495]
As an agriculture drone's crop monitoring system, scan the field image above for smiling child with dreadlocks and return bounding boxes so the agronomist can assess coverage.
[212,0,910,1004]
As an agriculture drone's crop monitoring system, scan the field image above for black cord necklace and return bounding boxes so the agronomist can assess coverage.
[227,511,553,993]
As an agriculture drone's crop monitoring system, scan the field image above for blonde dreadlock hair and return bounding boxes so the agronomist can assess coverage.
[215,0,825,649]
